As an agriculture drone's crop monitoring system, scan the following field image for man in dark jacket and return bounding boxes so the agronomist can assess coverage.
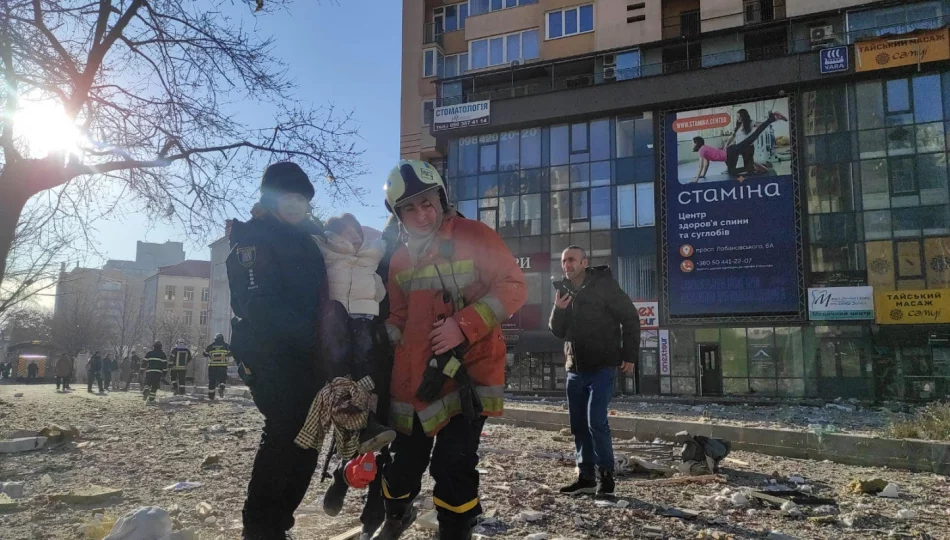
[550,246,639,498]
[203,334,231,400]
[143,342,168,403]
[227,162,330,540]
[87,352,104,393]
[124,352,141,391]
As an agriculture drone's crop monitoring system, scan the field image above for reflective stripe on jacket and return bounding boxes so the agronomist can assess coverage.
[386,213,526,436]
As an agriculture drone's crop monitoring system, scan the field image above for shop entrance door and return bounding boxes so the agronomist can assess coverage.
[699,344,723,396]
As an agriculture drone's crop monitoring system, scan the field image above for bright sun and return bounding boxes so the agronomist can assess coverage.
[13,100,84,159]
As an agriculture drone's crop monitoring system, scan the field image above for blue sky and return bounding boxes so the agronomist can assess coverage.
[92,1,402,262]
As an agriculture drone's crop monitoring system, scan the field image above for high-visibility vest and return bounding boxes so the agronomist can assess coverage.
[208,346,229,367]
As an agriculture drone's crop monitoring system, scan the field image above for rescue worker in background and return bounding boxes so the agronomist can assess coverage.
[124,351,141,391]
[143,341,168,403]
[87,352,104,393]
[227,161,330,540]
[169,341,192,395]
[376,160,526,540]
[27,360,39,383]
[203,333,231,400]
[101,353,116,392]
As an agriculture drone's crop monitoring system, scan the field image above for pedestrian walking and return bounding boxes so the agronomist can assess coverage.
[169,341,192,395]
[55,353,73,391]
[119,356,131,391]
[87,352,104,393]
[227,162,330,539]
[101,354,116,392]
[203,334,231,400]
[27,361,39,383]
[142,342,168,403]
[550,246,640,497]
[375,160,526,540]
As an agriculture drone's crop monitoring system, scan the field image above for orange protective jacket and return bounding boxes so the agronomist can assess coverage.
[386,213,526,436]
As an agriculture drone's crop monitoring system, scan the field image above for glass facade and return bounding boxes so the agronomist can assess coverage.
[443,68,950,401]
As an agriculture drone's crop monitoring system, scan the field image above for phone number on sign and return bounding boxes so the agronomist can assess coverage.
[696,258,753,267]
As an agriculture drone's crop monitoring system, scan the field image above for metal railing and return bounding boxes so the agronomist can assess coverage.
[423,22,443,47]
[435,14,950,108]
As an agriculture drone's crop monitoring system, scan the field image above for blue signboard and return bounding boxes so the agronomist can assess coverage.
[820,46,849,74]
[664,97,800,318]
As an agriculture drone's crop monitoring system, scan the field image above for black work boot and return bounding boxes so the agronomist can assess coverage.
[374,504,417,540]
[358,415,396,455]
[559,474,597,496]
[218,383,226,398]
[596,468,616,498]
[438,521,474,540]
[323,462,348,516]
[208,390,216,400]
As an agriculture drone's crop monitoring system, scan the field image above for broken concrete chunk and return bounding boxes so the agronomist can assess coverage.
[525,534,548,540]
[518,510,544,522]
[40,474,54,487]
[0,482,24,499]
[200,454,221,468]
[415,510,438,531]
[848,478,887,495]
[0,493,17,512]
[766,532,798,540]
[13,393,23,398]
[895,508,917,520]
[0,436,48,453]
[49,486,123,505]
[195,501,213,518]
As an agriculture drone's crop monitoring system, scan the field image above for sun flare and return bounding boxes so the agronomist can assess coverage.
[13,100,84,159]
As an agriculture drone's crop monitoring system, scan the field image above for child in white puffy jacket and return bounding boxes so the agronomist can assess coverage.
[316,213,387,318]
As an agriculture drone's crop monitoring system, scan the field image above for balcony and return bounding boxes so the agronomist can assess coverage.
[744,0,786,25]
[662,9,701,40]
[424,23,443,47]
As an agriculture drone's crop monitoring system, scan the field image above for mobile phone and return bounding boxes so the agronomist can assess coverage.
[551,279,573,298]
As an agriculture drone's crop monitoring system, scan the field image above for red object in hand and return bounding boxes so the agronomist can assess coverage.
[344,453,377,489]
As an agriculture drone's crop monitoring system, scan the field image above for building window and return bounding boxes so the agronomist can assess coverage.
[423,48,443,78]
[201,287,210,302]
[618,183,655,228]
[546,4,594,40]
[164,285,176,301]
[200,310,209,326]
[469,29,539,70]
[846,1,945,43]
[434,2,468,33]
[422,100,435,127]
[468,0,537,17]
[443,53,469,78]
[183,310,193,325]
[183,286,194,301]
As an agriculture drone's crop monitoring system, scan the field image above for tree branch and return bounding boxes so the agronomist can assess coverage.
[31,0,80,78]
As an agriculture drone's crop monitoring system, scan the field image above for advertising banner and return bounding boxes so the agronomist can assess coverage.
[635,301,659,330]
[664,97,799,318]
[875,289,950,325]
[433,100,490,132]
[820,46,849,74]
[658,330,671,376]
[808,287,874,320]
[855,28,950,73]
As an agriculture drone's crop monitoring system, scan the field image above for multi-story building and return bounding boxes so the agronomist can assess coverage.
[402,0,950,400]
[143,260,212,351]
[104,240,186,280]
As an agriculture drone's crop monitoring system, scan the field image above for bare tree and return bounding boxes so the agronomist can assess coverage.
[146,309,194,351]
[0,306,54,343]
[105,280,147,359]
[53,289,107,356]
[0,0,366,283]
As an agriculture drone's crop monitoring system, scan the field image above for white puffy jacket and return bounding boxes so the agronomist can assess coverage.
[314,232,387,316]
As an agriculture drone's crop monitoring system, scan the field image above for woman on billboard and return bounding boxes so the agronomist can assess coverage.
[691,110,787,183]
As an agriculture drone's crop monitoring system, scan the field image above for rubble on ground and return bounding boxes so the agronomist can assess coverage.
[0,385,948,539]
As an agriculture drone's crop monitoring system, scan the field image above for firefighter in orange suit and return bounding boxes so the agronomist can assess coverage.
[375,160,526,540]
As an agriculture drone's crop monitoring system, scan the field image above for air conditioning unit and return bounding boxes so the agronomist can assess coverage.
[810,25,835,45]
[510,60,521,67]
[603,67,617,81]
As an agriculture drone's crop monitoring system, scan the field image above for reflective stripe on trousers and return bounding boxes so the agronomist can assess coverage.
[390,385,504,436]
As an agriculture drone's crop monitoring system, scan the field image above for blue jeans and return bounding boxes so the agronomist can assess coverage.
[566,367,616,478]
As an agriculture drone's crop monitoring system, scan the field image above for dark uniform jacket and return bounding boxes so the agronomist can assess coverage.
[88,354,102,372]
[549,265,641,373]
[144,349,168,373]
[226,214,329,378]
[169,347,192,370]
[204,341,231,366]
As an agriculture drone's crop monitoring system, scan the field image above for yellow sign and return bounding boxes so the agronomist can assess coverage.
[875,288,950,325]
[855,27,950,73]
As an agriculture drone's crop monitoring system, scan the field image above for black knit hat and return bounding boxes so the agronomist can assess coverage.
[260,162,315,201]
